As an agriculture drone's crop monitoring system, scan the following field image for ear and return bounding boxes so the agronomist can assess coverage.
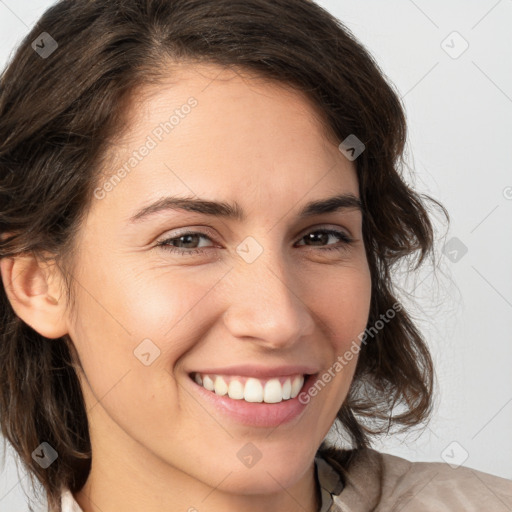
[0,252,69,339]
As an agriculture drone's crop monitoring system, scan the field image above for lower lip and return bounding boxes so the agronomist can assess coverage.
[188,374,317,427]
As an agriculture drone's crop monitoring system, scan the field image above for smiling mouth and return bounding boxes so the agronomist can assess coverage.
[189,372,313,404]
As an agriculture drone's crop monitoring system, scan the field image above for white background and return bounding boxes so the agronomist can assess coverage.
[0,0,511,510]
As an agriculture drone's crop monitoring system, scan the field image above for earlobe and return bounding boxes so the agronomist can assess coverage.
[0,253,69,339]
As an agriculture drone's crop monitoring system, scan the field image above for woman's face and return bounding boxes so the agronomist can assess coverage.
[67,63,371,500]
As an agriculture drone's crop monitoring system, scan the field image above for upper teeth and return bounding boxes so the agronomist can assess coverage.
[193,373,305,403]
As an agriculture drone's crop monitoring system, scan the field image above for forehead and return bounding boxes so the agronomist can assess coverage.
[95,62,358,220]
[118,62,339,151]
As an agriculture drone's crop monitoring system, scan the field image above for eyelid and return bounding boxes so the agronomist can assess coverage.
[296,223,354,240]
[156,225,219,243]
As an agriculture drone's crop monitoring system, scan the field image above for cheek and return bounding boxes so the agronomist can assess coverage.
[304,263,371,397]
[67,259,229,402]
[308,262,372,341]
[73,254,223,349]
[121,263,232,354]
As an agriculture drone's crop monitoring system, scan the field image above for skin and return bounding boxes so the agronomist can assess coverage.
[1,63,371,512]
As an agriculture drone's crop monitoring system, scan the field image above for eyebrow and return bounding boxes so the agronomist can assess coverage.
[128,193,363,223]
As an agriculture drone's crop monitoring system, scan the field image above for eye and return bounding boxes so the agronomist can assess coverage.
[295,228,353,252]
[155,227,354,256]
[156,232,214,256]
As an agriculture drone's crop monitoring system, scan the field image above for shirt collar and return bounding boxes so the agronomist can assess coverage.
[315,451,345,512]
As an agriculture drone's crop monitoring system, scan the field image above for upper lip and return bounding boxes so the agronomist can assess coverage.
[189,364,319,379]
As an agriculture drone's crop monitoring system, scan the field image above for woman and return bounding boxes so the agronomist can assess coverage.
[0,1,510,511]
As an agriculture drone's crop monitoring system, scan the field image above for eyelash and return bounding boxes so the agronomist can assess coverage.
[156,228,354,256]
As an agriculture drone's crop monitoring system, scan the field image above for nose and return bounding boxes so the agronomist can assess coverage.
[221,247,316,350]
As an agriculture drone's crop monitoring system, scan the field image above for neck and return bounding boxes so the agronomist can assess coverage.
[75,457,320,512]
[74,403,321,512]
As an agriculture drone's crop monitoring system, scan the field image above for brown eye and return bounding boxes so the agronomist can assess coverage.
[156,232,215,255]
[296,229,353,251]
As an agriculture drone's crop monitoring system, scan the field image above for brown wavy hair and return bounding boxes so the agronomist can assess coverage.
[0,0,447,510]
